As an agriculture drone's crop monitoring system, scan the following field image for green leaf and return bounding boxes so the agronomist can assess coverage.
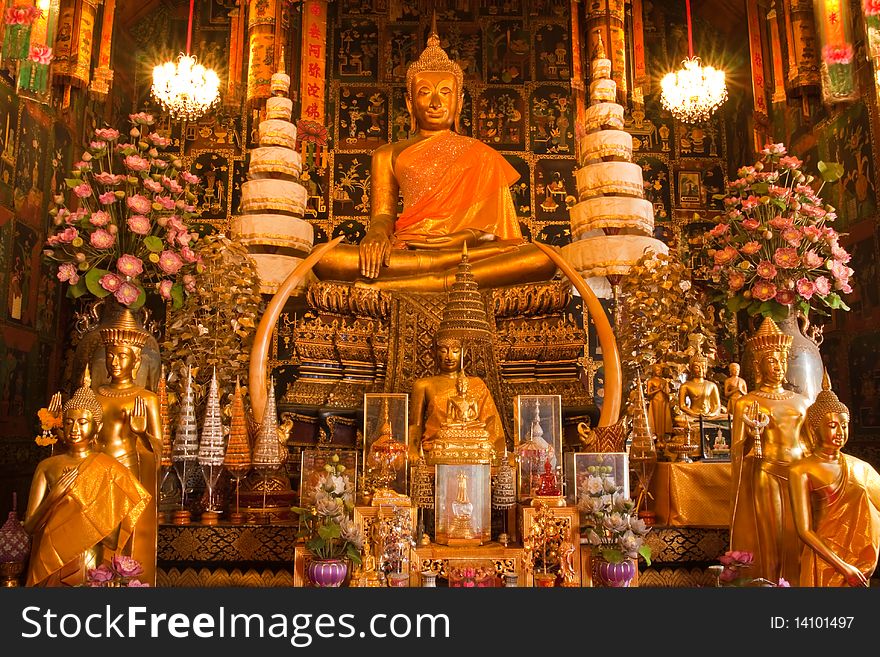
[346,543,362,565]
[64,178,82,189]
[638,545,652,567]
[144,235,164,252]
[67,277,88,299]
[170,283,185,310]
[817,161,844,183]
[751,182,769,194]
[84,268,112,298]
[600,548,624,564]
[317,523,340,541]
[712,193,726,200]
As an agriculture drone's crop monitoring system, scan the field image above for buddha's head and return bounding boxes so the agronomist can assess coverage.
[61,381,104,447]
[689,356,708,379]
[435,337,463,375]
[807,371,850,452]
[746,318,792,388]
[652,363,664,377]
[405,28,464,133]
[99,309,150,383]
[728,362,740,377]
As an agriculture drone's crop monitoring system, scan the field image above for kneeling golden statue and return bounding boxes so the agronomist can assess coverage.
[24,379,151,586]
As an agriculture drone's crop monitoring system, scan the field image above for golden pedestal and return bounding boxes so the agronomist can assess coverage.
[410,541,523,587]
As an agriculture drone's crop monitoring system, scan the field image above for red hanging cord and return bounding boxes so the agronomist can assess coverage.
[685,0,694,58]
[186,0,194,55]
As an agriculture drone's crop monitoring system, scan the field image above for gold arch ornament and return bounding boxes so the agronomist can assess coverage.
[249,238,622,427]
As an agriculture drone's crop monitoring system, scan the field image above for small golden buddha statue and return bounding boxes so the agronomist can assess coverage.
[730,317,810,585]
[24,379,151,586]
[678,355,726,420]
[313,20,557,292]
[789,372,880,587]
[93,309,162,586]
[449,472,474,540]
[645,363,673,440]
[723,362,748,410]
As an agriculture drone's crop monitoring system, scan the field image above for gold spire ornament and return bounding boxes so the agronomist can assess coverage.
[366,397,411,507]
[629,372,658,525]
[806,371,849,440]
[224,377,252,524]
[158,366,172,468]
[436,245,492,347]
[197,368,226,522]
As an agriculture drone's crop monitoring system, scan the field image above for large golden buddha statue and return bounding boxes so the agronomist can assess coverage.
[24,379,151,586]
[730,317,810,585]
[313,25,556,293]
[789,373,880,587]
[93,309,162,585]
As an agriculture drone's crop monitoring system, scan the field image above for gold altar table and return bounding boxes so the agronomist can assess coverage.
[649,462,732,527]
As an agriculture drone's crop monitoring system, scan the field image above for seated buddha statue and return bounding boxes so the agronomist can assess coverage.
[313,25,557,293]
[789,373,880,587]
[24,378,151,586]
[93,309,162,585]
[678,355,726,420]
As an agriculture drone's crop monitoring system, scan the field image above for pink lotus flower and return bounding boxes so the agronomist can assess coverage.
[728,271,745,292]
[127,580,150,587]
[73,182,92,198]
[740,241,761,255]
[867,0,880,15]
[74,160,91,171]
[740,195,759,211]
[90,229,115,249]
[128,112,155,126]
[804,250,824,268]
[752,281,777,301]
[126,194,152,214]
[830,261,853,281]
[769,215,793,230]
[837,281,853,294]
[127,214,151,235]
[88,210,110,226]
[151,158,169,169]
[183,274,197,294]
[93,171,124,185]
[713,246,738,266]
[768,184,788,198]
[158,279,174,300]
[803,225,822,241]
[158,250,183,275]
[782,227,802,246]
[147,132,172,148]
[114,281,140,306]
[27,44,52,65]
[709,223,730,238]
[111,555,144,578]
[162,176,183,194]
[176,232,194,247]
[831,244,851,263]
[773,247,800,268]
[779,155,803,169]
[56,263,79,284]
[796,278,816,300]
[181,246,199,263]
[5,5,42,25]
[49,227,78,244]
[89,140,108,152]
[155,195,176,210]
[760,143,786,156]
[822,44,854,66]
[94,127,120,141]
[99,191,117,204]
[182,171,200,185]
[775,289,796,305]
[815,276,832,295]
[143,179,163,193]
[719,567,738,583]
[87,564,114,583]
[756,260,777,279]
[741,218,760,231]
[777,578,791,588]
[99,273,122,293]
[116,254,144,277]
[124,154,150,172]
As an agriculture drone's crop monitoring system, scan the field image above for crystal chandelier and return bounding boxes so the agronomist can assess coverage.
[659,0,727,123]
[151,0,219,121]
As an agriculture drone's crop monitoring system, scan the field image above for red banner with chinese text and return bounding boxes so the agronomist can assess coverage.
[747,0,768,118]
[300,0,327,125]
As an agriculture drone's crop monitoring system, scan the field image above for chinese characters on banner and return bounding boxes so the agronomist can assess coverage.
[746,0,768,118]
[300,0,327,124]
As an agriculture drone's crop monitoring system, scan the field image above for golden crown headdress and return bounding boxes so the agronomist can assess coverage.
[807,370,849,435]
[406,16,464,101]
[99,308,150,348]
[745,317,792,355]
[62,366,103,424]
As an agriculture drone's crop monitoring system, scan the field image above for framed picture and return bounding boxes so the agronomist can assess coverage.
[677,170,702,204]
[362,393,409,496]
[299,448,358,507]
[565,452,630,505]
[700,417,732,462]
[514,394,563,500]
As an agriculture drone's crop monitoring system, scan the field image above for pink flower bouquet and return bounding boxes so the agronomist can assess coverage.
[43,113,203,309]
[704,143,851,321]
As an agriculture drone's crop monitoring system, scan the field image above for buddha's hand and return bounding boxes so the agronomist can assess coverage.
[842,563,869,587]
[359,230,391,279]
[129,395,148,436]
[406,229,489,250]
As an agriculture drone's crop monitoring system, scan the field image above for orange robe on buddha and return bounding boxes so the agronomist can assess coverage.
[392,131,522,247]
[799,455,880,587]
[27,453,151,587]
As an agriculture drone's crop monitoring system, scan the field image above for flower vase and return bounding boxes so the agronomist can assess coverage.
[306,558,348,588]
[592,555,636,587]
[775,311,823,403]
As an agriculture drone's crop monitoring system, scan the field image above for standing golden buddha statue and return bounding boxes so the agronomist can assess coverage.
[93,309,162,585]
[730,317,810,585]
[24,378,151,586]
[789,372,880,587]
[723,362,748,411]
[313,21,556,292]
